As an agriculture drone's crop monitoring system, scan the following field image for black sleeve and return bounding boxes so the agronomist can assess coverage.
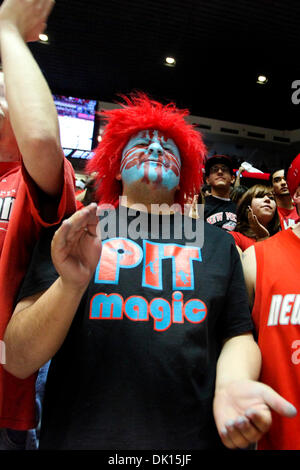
[16,225,60,304]
[218,241,254,341]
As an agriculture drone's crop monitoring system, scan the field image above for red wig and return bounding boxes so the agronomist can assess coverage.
[87,93,206,207]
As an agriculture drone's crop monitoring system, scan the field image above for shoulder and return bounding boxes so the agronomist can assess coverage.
[203,221,238,253]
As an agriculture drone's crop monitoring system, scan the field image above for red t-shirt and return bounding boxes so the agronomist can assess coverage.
[0,158,76,430]
[277,205,299,230]
[252,228,300,450]
[229,231,256,251]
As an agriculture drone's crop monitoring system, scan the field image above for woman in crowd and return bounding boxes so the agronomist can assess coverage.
[230,184,281,251]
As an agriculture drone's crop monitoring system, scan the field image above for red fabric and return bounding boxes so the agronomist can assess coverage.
[252,229,300,450]
[76,199,84,210]
[277,205,299,230]
[233,169,270,180]
[229,231,256,251]
[287,153,300,198]
[0,158,75,430]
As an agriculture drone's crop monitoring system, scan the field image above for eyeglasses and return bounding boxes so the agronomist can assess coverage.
[209,165,231,174]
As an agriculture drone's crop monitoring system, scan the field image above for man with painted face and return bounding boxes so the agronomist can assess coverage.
[242,154,300,450]
[3,94,297,450]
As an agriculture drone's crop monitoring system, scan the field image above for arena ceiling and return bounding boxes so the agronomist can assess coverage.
[27,0,300,130]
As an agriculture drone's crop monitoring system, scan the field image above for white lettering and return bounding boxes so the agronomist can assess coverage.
[0,340,5,364]
[279,294,295,325]
[267,295,282,326]
[291,295,300,325]
[291,340,300,365]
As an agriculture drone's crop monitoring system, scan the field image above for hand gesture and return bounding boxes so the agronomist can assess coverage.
[213,379,297,449]
[0,0,55,42]
[247,206,270,239]
[51,203,102,291]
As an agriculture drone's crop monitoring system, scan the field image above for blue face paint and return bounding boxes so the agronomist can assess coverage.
[120,130,181,190]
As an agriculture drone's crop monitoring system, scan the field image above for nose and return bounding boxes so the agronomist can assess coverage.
[148,141,164,158]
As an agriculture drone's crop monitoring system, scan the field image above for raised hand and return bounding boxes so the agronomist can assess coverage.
[0,0,55,42]
[247,205,270,239]
[51,203,102,291]
[213,379,297,449]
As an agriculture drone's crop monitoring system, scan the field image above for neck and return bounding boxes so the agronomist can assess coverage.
[275,194,293,209]
[120,186,178,214]
[211,187,230,199]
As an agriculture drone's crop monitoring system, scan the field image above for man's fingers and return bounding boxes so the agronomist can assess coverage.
[53,203,99,250]
[221,415,263,449]
[244,407,271,433]
[260,386,297,418]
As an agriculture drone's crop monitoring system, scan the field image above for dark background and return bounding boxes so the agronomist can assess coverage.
[27,0,300,131]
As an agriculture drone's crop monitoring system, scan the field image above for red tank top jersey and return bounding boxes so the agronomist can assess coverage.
[229,231,256,252]
[0,158,75,430]
[252,228,300,450]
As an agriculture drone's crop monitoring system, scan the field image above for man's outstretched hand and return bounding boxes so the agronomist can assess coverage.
[213,379,297,449]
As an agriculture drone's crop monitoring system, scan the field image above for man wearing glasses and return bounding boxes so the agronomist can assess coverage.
[204,155,237,232]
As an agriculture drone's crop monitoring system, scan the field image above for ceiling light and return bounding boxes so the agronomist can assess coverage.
[39,33,49,43]
[257,75,268,84]
[165,57,176,67]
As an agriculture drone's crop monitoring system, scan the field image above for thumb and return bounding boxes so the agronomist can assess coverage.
[261,385,297,418]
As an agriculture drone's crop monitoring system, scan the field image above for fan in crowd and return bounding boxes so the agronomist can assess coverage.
[229,184,281,252]
[242,153,300,450]
[269,168,299,229]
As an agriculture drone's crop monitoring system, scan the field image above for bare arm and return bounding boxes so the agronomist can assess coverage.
[233,165,245,188]
[241,245,256,308]
[3,204,102,379]
[0,0,64,196]
[213,333,297,449]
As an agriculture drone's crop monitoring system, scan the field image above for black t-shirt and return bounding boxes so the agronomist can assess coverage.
[18,208,252,450]
[204,195,237,231]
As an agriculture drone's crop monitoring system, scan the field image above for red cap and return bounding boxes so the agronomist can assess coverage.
[287,154,300,198]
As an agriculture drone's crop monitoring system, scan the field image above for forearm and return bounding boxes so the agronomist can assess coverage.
[233,173,241,188]
[215,333,261,392]
[3,278,86,379]
[0,23,63,194]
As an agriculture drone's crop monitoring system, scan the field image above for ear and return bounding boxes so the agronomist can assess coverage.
[231,174,236,185]
[115,172,122,181]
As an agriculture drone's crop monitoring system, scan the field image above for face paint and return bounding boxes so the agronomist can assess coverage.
[120,130,181,190]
